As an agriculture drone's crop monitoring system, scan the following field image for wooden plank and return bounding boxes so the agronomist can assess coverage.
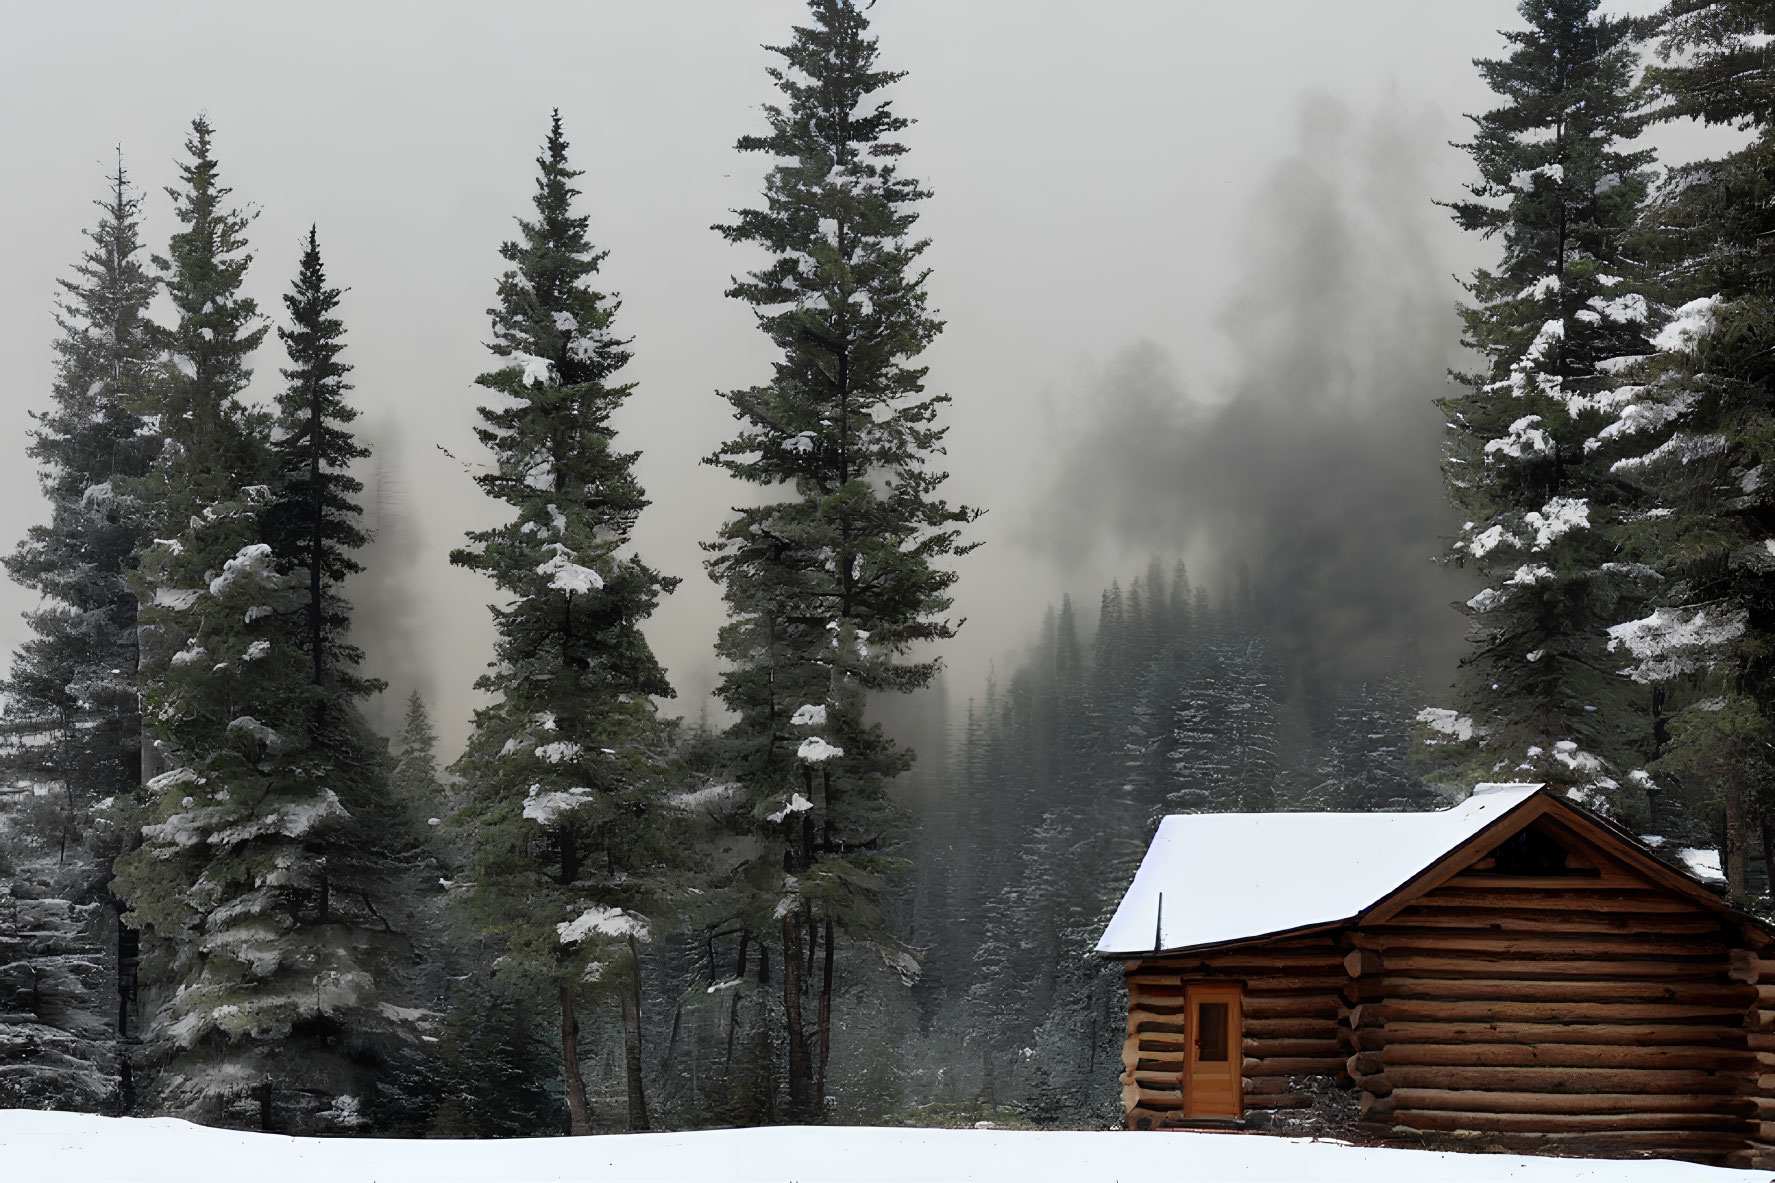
[1241,1037,1344,1057]
[1350,929,1729,957]
[1381,1020,1748,1047]
[1376,976,1753,1006]
[1382,1064,1749,1094]
[1133,974,1349,995]
[1129,1072,1182,1092]
[1241,1017,1341,1039]
[1373,953,1729,980]
[1380,1042,1753,1071]
[1436,874,1636,892]
[1378,907,1725,935]
[1195,952,1344,970]
[1413,887,1715,914]
[1390,1124,1749,1153]
[1240,994,1341,1019]
[1127,981,1185,998]
[1393,1108,1747,1134]
[1363,998,1747,1025]
[1389,1087,1757,1116]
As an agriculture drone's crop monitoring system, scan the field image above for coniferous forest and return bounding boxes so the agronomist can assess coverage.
[6,0,1775,1140]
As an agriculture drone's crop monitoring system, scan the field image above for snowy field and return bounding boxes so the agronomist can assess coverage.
[2,1110,1765,1183]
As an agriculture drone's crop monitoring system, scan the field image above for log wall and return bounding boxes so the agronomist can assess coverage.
[1349,872,1758,1165]
[1122,936,1346,1129]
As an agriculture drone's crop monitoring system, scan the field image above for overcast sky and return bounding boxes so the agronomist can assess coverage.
[0,1,1724,753]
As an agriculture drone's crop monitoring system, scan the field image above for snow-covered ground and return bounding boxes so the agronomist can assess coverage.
[2,1110,1763,1182]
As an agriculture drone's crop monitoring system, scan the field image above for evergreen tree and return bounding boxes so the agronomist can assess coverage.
[1596,1,1775,892]
[705,0,977,1118]
[390,691,451,845]
[1162,626,1281,814]
[0,154,159,1110]
[116,119,420,1132]
[4,152,159,813]
[1304,671,1441,812]
[132,117,270,544]
[1435,0,1660,817]
[261,227,374,693]
[449,112,678,1135]
[430,977,562,1137]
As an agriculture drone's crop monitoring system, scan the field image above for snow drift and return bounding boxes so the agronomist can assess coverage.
[0,1109,1759,1182]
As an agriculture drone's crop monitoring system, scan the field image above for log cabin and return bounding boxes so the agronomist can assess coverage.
[1095,783,1775,1168]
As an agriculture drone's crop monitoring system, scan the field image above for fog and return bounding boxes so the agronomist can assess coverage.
[0,1,1709,753]
[1032,100,1472,700]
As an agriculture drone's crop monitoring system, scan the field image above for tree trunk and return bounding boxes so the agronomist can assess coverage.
[724,930,749,1070]
[724,991,741,1071]
[782,912,812,1118]
[815,914,834,1113]
[622,934,650,1131]
[560,987,593,1135]
[1726,771,1749,896]
[661,1001,682,1078]
[1762,814,1775,898]
[308,381,324,686]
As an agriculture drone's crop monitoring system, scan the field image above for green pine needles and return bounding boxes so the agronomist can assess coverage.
[1433,0,1660,817]
[705,0,978,1119]
[117,118,423,1134]
[264,227,376,694]
[0,152,160,1112]
[449,111,680,1135]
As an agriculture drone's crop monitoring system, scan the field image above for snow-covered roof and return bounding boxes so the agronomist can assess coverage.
[1096,783,1546,957]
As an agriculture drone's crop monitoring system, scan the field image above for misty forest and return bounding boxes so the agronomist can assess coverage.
[6,0,1775,1142]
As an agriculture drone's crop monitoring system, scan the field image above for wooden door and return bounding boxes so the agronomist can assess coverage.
[1182,983,1242,1119]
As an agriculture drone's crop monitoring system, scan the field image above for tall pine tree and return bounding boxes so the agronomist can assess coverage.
[449,112,679,1135]
[116,120,420,1132]
[1595,1,1775,892]
[0,152,159,1113]
[262,227,374,693]
[705,0,977,1118]
[1434,0,1660,817]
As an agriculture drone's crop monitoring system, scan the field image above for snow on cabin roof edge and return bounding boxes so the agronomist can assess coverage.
[1094,783,1547,958]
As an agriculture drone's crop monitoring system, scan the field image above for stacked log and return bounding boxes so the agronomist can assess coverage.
[1348,874,1757,1164]
[1727,944,1775,1171]
[1122,937,1346,1129]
